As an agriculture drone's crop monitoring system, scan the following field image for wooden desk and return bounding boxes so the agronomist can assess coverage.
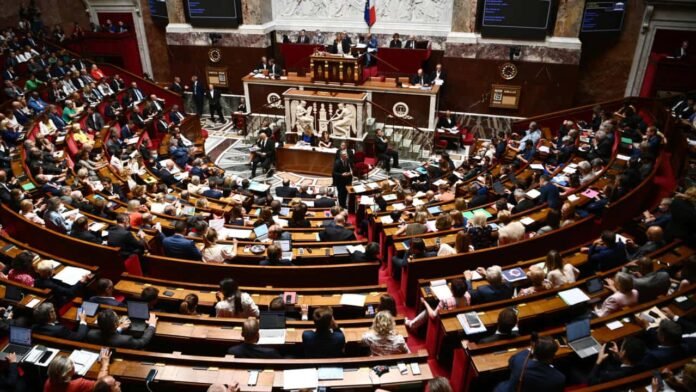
[276,145,336,176]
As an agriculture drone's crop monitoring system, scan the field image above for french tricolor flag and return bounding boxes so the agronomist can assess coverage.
[364,0,376,27]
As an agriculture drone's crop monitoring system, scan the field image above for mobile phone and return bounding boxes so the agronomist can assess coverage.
[285,294,292,303]
[465,312,481,328]
[652,370,664,390]
[76,307,83,321]
[397,362,408,375]
[367,305,375,316]
[410,362,421,375]
[248,370,259,386]
[298,248,304,255]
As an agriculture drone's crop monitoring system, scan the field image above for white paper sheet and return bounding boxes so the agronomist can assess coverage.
[558,288,590,306]
[340,293,366,307]
[53,266,90,285]
[283,368,319,390]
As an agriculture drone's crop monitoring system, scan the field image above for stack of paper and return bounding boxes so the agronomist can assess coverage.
[353,185,366,193]
[340,293,366,307]
[53,266,90,285]
[392,203,406,211]
[383,194,397,201]
[360,196,375,205]
[526,189,541,199]
[346,244,366,254]
[69,349,99,376]
[318,367,344,380]
[519,217,535,226]
[380,216,394,224]
[558,288,590,306]
[530,164,545,171]
[430,280,453,301]
[283,368,319,390]
[456,313,487,335]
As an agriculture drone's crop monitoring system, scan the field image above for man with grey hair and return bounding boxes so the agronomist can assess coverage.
[578,160,594,185]
[315,187,336,208]
[464,265,513,305]
[589,129,612,162]
[517,121,542,153]
[511,188,534,214]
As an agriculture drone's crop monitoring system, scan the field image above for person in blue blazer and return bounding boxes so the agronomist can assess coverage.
[162,220,202,261]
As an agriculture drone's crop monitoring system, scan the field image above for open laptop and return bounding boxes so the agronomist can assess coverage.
[258,311,286,345]
[275,240,293,261]
[566,318,601,358]
[254,224,269,241]
[127,301,150,334]
[0,326,33,361]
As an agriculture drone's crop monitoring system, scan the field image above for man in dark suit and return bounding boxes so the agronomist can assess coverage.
[228,318,282,358]
[538,175,561,209]
[32,303,89,341]
[296,29,310,44]
[628,256,670,302]
[107,214,147,259]
[202,179,224,199]
[511,189,535,214]
[494,336,565,391]
[110,74,126,92]
[319,215,355,242]
[251,132,275,178]
[275,180,297,198]
[168,76,184,93]
[583,231,627,275]
[302,307,345,358]
[190,75,205,116]
[627,226,665,260]
[169,104,186,125]
[410,68,430,86]
[332,151,353,208]
[392,238,436,280]
[375,128,399,172]
[334,142,356,164]
[403,35,417,49]
[126,82,145,105]
[587,337,645,385]
[465,266,513,305]
[430,63,446,85]
[639,319,686,369]
[314,188,336,208]
[163,220,202,261]
[268,58,281,77]
[130,105,146,128]
[87,309,157,349]
[88,278,126,307]
[260,244,293,266]
[329,34,350,54]
[437,110,456,129]
[389,33,402,48]
[144,94,164,116]
[206,84,224,123]
[86,106,104,133]
[101,177,127,201]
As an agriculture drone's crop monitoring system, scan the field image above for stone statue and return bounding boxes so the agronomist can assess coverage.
[329,103,355,138]
[295,100,315,133]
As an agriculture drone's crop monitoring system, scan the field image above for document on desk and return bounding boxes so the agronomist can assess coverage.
[457,313,487,335]
[88,222,107,232]
[283,368,318,390]
[558,288,590,306]
[318,367,344,380]
[380,215,393,224]
[430,280,453,301]
[69,349,99,376]
[353,184,366,193]
[340,293,366,307]
[223,229,252,239]
[209,218,225,231]
[346,244,365,254]
[54,266,90,285]
[382,194,397,201]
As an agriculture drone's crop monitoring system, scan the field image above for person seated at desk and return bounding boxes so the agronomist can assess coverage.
[403,35,417,49]
[593,272,638,318]
[69,216,100,245]
[302,306,345,358]
[141,286,163,312]
[202,229,237,263]
[87,309,157,349]
[33,302,89,341]
[88,278,126,307]
[7,250,36,287]
[580,230,628,277]
[215,278,260,318]
[107,214,148,259]
[299,125,315,145]
[623,256,670,302]
[163,220,202,261]
[288,204,311,228]
[334,141,355,163]
[389,33,402,48]
[410,68,430,87]
[351,242,380,263]
[493,336,565,392]
[35,259,91,306]
[463,265,513,305]
[251,132,275,178]
[587,337,646,385]
[637,319,687,369]
[406,278,467,330]
[478,307,519,344]
[392,238,436,281]
[437,110,456,129]
[362,311,409,356]
[430,63,446,86]
[296,29,310,44]
[260,244,293,266]
[319,215,356,242]
[228,317,283,359]
[44,349,112,392]
[267,58,281,77]
[314,188,336,208]
[275,179,297,198]
[318,131,332,148]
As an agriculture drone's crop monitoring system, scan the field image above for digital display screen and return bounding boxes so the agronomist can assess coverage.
[481,0,553,40]
[581,1,626,33]
[185,0,242,28]
[148,0,168,20]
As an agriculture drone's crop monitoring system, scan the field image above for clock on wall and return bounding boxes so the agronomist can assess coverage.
[208,48,222,63]
[500,62,518,80]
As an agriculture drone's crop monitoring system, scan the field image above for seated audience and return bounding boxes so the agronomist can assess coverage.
[544,250,579,288]
[163,220,202,261]
[202,229,237,263]
[214,278,260,318]
[494,336,565,391]
[588,337,646,385]
[594,272,638,317]
[44,349,112,392]
[478,307,519,343]
[227,317,282,359]
[88,278,126,307]
[362,311,409,356]
[518,266,550,296]
[32,302,89,341]
[87,309,157,349]
[464,265,513,305]
[302,306,345,358]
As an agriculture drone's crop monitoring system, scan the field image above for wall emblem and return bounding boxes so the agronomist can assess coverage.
[392,102,410,118]
[267,93,284,109]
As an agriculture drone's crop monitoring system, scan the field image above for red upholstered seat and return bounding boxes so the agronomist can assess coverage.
[124,254,143,276]
[461,127,475,145]
[353,151,370,178]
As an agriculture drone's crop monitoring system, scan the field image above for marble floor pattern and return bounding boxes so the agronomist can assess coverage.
[201,117,437,192]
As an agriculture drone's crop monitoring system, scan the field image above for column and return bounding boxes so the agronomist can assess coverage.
[241,0,273,25]
[451,0,478,33]
[166,0,186,24]
[553,0,586,38]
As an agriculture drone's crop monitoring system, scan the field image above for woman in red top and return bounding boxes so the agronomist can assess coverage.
[90,64,106,80]
[44,348,111,392]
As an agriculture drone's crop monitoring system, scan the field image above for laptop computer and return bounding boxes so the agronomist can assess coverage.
[258,311,286,345]
[254,224,269,241]
[566,318,601,358]
[0,326,33,361]
[127,301,150,333]
[4,286,24,302]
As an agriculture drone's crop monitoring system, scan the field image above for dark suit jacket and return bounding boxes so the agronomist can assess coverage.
[275,186,297,198]
[206,90,221,106]
[87,296,125,307]
[33,322,88,341]
[666,198,696,246]
[641,345,686,370]
[163,234,202,261]
[296,35,310,44]
[314,197,335,208]
[202,189,223,199]
[228,342,282,358]
[404,40,417,49]
[588,359,639,385]
[35,277,84,304]
[493,349,566,392]
[332,159,353,187]
[86,113,104,131]
[107,226,146,258]
[350,251,376,263]
[86,325,155,349]
[389,39,402,48]
[330,40,351,54]
[467,282,513,305]
[302,329,345,358]
[191,81,205,100]
[512,198,535,214]
[255,138,275,160]
[71,229,102,244]
[478,331,519,344]
[410,74,430,86]
[437,117,456,129]
[587,242,627,272]
[319,226,356,242]
[539,183,561,209]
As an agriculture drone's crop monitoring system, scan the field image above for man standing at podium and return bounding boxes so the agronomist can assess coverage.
[411,68,430,87]
[333,151,353,208]
[297,29,310,44]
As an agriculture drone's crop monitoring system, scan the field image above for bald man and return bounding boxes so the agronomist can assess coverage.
[627,226,665,259]
[625,256,670,302]
[227,317,282,358]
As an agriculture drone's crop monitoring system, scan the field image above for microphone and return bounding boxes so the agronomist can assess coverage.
[145,368,157,392]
